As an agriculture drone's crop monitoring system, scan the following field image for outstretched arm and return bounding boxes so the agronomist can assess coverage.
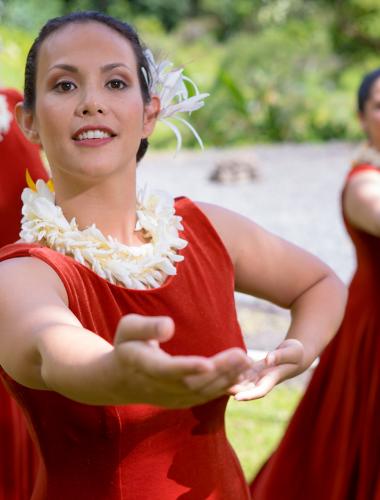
[197,202,347,400]
[0,257,252,408]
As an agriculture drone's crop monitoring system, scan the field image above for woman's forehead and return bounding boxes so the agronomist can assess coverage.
[38,21,137,72]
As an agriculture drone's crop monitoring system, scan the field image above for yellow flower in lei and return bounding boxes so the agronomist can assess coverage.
[26,169,54,192]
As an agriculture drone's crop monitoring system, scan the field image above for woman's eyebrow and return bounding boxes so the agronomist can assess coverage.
[47,63,132,73]
[48,64,78,73]
[101,62,132,73]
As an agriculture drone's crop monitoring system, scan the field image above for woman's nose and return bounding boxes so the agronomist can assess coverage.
[76,94,107,117]
[81,107,104,116]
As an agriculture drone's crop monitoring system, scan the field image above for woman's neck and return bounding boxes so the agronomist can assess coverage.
[53,168,142,246]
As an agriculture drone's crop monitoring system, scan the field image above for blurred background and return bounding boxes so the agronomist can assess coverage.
[2,0,380,149]
[1,0,378,480]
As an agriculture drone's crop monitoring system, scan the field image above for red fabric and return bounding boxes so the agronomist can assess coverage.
[0,88,48,247]
[0,89,47,499]
[0,198,251,500]
[250,163,380,500]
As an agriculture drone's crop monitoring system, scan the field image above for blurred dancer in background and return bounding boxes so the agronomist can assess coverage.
[250,67,380,500]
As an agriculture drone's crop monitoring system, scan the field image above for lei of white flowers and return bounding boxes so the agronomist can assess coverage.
[20,179,188,290]
[352,142,380,168]
[0,94,12,142]
[142,49,209,151]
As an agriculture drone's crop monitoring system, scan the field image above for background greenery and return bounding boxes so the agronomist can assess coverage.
[226,385,302,480]
[1,0,379,148]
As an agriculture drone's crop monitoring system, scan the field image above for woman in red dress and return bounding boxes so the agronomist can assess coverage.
[0,88,47,499]
[0,12,347,499]
[250,69,380,500]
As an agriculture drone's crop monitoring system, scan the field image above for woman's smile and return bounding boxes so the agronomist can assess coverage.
[72,125,117,147]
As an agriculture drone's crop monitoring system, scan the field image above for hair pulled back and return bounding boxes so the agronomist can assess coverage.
[24,11,152,162]
[357,68,380,115]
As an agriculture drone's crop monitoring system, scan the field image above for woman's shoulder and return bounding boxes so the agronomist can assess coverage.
[347,163,380,181]
[0,244,68,304]
[342,164,380,236]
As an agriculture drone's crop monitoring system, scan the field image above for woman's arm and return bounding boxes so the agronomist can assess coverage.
[343,169,380,236]
[0,257,252,408]
[197,202,347,399]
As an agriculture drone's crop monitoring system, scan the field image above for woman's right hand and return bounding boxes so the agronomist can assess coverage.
[112,314,252,408]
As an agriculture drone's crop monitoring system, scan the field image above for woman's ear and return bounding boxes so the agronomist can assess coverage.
[142,96,160,139]
[15,102,41,144]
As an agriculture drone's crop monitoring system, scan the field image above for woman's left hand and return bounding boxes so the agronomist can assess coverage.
[228,339,305,401]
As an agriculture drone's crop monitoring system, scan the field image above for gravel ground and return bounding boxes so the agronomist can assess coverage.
[138,141,357,383]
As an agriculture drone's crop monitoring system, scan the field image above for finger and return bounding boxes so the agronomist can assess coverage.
[225,359,268,391]
[115,314,175,344]
[128,344,214,379]
[184,358,250,393]
[233,362,298,400]
[266,340,304,367]
[211,348,253,370]
[183,349,252,391]
[233,371,278,401]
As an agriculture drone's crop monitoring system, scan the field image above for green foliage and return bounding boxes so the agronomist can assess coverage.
[1,0,62,33]
[226,385,302,479]
[2,0,379,146]
[126,0,192,31]
[0,25,34,89]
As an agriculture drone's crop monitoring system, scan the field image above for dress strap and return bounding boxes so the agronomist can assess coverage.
[347,163,380,181]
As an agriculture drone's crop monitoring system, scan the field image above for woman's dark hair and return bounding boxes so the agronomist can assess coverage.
[24,11,152,162]
[357,68,380,114]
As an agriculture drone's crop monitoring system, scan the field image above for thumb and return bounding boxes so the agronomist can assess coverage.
[114,314,175,345]
[266,339,304,367]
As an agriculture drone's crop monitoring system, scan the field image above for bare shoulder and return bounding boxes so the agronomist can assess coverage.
[0,256,68,305]
[345,169,380,200]
[345,169,380,192]
[344,169,380,235]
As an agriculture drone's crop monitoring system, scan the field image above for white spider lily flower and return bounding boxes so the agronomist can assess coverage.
[142,49,209,151]
[20,180,188,290]
[0,94,12,142]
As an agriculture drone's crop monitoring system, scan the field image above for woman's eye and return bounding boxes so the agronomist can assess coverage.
[54,81,76,92]
[107,79,127,90]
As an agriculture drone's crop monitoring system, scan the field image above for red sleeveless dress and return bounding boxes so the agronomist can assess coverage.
[250,164,380,500]
[0,198,251,500]
[0,88,48,499]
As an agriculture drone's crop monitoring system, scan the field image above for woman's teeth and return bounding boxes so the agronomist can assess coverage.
[77,130,111,140]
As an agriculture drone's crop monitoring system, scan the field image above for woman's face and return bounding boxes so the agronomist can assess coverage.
[22,21,158,180]
[360,77,380,147]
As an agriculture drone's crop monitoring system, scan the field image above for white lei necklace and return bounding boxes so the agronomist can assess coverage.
[0,94,13,141]
[352,142,380,168]
[20,179,188,290]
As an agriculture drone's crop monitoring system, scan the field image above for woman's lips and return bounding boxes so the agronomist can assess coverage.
[73,136,114,147]
[72,127,116,147]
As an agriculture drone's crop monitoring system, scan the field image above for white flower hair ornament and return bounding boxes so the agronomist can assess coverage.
[0,94,12,142]
[142,49,209,152]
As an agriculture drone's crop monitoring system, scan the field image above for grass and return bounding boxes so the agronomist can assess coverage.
[225,385,303,482]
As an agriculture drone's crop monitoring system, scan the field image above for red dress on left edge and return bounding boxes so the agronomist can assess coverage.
[0,88,48,499]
